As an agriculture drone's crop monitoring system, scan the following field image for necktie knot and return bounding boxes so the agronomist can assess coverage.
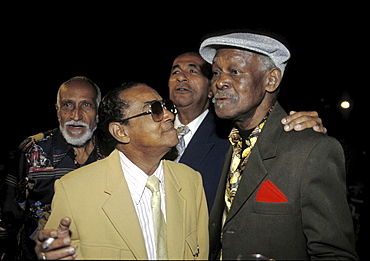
[177,125,190,137]
[146,175,160,193]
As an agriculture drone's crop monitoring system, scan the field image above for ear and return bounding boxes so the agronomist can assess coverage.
[55,104,61,121]
[109,122,130,144]
[265,68,282,93]
[208,90,213,99]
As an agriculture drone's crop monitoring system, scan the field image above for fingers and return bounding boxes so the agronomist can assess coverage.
[36,217,71,242]
[43,236,71,251]
[36,236,76,260]
[281,111,327,133]
[38,246,76,260]
[56,217,72,238]
[37,229,58,242]
[35,217,76,260]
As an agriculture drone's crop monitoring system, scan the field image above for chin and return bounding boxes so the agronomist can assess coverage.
[61,128,94,147]
[214,108,235,120]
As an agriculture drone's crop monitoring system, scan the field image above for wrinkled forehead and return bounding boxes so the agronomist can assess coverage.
[59,82,97,102]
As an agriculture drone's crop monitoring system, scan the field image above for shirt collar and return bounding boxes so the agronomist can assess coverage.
[119,151,164,205]
[174,109,209,134]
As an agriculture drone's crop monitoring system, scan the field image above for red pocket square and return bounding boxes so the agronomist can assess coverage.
[256,180,288,203]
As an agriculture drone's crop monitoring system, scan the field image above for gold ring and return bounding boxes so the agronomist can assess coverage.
[41,252,47,260]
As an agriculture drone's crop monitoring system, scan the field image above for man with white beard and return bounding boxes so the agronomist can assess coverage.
[0,76,105,259]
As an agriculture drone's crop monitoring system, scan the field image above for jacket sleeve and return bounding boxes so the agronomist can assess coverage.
[44,179,82,258]
[195,172,209,260]
[301,136,358,260]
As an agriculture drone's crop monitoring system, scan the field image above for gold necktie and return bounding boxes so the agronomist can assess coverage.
[225,106,273,212]
[146,175,168,260]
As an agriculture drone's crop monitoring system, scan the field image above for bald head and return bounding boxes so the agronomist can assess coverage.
[56,76,100,147]
[56,76,101,109]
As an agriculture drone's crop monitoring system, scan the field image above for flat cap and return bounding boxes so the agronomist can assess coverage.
[199,32,291,75]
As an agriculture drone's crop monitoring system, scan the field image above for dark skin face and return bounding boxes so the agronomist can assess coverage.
[211,48,281,130]
[168,52,212,125]
[56,82,98,139]
[56,82,98,163]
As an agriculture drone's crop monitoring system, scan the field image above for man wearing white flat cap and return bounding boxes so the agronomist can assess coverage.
[199,32,358,260]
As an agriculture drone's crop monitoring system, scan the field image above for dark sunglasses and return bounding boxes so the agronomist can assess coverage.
[118,99,177,123]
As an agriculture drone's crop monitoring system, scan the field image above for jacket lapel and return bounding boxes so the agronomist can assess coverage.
[224,103,287,223]
[163,161,186,259]
[180,112,215,169]
[102,150,148,260]
[225,145,268,222]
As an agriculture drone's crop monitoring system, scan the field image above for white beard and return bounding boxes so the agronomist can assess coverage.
[60,120,96,147]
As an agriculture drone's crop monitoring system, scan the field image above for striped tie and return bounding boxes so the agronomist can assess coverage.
[175,125,190,162]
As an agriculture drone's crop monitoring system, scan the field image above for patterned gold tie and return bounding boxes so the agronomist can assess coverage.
[224,107,273,212]
[146,175,168,260]
[175,125,190,162]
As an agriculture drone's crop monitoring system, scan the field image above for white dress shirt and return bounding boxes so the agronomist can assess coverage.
[174,109,209,153]
[119,151,166,260]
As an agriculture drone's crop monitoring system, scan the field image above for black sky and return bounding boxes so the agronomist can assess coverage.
[1,6,366,183]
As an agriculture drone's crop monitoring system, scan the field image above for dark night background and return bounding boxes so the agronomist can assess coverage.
[0,4,366,256]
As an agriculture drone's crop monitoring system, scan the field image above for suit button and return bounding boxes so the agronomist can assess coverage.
[211,222,216,227]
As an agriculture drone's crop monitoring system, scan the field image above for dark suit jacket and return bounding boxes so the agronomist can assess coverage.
[179,110,229,210]
[209,102,358,260]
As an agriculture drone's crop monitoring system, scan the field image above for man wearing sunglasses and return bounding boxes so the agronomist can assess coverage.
[34,82,209,260]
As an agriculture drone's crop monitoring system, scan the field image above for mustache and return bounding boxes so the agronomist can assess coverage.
[64,120,89,128]
[212,92,239,104]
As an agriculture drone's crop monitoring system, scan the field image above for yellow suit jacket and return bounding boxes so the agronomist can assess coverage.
[45,149,209,260]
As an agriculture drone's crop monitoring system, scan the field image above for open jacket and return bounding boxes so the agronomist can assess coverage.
[179,109,229,210]
[45,149,209,260]
[209,102,358,260]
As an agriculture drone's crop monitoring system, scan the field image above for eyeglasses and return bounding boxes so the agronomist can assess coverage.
[118,99,177,123]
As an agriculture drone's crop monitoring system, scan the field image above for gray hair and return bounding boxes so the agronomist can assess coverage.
[257,54,277,72]
[56,76,101,108]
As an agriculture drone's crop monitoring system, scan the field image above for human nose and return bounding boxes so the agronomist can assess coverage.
[70,107,82,121]
[176,71,188,82]
[214,73,230,90]
[163,108,175,122]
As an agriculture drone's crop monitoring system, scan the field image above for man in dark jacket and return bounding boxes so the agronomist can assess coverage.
[199,32,358,260]
[167,52,326,210]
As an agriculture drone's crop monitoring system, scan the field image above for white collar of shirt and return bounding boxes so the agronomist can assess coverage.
[174,109,209,147]
[118,151,165,207]
[119,151,165,260]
